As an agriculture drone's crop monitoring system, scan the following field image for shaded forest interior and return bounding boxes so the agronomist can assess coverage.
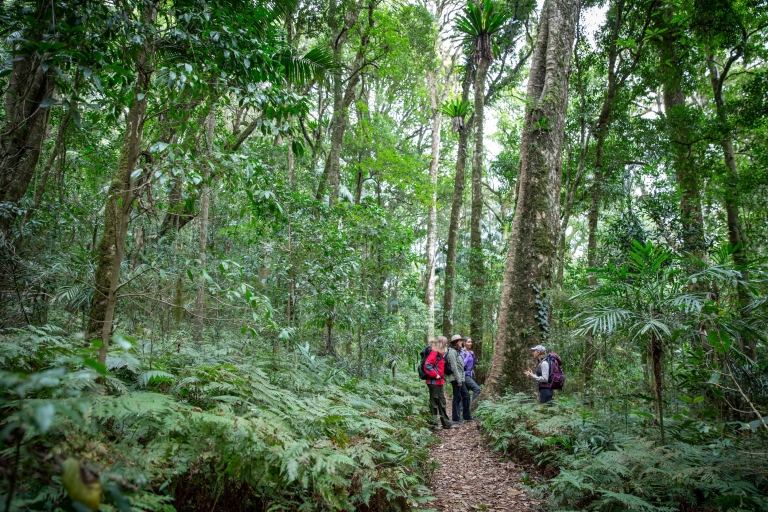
[1,0,767,510]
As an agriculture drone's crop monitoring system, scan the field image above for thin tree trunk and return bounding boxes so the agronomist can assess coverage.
[469,56,490,356]
[650,331,665,443]
[557,130,590,284]
[442,70,473,338]
[88,2,158,364]
[479,0,578,401]
[424,71,443,342]
[194,100,216,342]
[0,44,55,234]
[707,56,755,361]
[656,2,705,257]
[315,0,367,204]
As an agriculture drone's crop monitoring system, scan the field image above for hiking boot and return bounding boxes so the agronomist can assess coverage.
[464,418,477,422]
[455,419,466,424]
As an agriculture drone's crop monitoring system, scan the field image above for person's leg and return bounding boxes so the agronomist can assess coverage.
[451,381,462,421]
[427,385,440,426]
[437,386,452,427]
[465,375,481,402]
[460,383,472,420]
[539,387,553,404]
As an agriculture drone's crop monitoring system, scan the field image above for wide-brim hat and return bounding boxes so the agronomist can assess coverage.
[450,334,466,343]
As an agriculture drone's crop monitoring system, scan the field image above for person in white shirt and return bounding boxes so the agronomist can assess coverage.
[524,344,552,404]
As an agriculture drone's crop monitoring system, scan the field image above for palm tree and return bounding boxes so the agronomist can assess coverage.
[455,0,508,353]
[573,241,747,443]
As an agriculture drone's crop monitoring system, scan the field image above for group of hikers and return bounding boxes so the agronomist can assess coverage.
[422,335,559,429]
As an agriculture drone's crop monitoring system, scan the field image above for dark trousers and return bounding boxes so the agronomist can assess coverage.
[539,386,553,404]
[451,381,471,421]
[464,375,481,402]
[428,384,452,427]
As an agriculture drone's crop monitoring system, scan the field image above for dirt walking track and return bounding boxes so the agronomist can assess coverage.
[421,402,540,511]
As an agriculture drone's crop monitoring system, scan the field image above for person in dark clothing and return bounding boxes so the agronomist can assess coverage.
[447,335,474,423]
[524,344,553,404]
[424,336,456,429]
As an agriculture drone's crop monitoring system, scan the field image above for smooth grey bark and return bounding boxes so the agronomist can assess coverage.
[88,2,158,364]
[194,100,216,342]
[480,0,579,400]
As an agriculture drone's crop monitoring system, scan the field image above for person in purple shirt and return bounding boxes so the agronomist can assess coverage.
[462,338,481,402]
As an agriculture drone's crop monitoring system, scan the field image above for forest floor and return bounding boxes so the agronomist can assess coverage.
[422,399,541,511]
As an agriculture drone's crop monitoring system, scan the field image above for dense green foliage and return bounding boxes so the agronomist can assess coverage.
[1,327,433,511]
[480,394,768,511]
[2,0,768,509]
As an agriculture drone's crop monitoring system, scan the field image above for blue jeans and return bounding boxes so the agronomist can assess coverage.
[464,375,481,402]
[451,381,471,421]
[539,386,553,404]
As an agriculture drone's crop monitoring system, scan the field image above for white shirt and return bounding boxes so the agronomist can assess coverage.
[533,360,549,383]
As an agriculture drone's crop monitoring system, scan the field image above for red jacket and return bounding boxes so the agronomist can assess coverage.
[424,350,445,385]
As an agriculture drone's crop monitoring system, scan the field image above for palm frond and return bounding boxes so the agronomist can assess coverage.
[279,46,338,86]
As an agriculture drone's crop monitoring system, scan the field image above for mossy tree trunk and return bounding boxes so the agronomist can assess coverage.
[655,2,705,257]
[442,69,473,338]
[479,0,579,400]
[0,33,55,235]
[88,2,158,364]
[469,56,490,355]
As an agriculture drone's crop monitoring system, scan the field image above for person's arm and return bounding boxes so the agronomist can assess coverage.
[533,360,549,383]
[450,350,464,383]
[425,351,441,379]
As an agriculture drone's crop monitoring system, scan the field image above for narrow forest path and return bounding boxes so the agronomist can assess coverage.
[423,401,540,511]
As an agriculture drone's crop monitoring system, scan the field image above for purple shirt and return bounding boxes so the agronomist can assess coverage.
[461,349,476,376]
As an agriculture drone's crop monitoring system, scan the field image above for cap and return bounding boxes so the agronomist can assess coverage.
[450,334,465,342]
[530,345,546,352]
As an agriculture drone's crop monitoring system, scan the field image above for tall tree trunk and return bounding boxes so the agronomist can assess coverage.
[424,70,442,342]
[442,70,473,338]
[656,3,705,256]
[315,0,367,204]
[707,56,755,361]
[479,0,578,400]
[88,2,158,364]
[650,331,665,443]
[194,100,216,342]
[0,44,55,234]
[469,56,490,355]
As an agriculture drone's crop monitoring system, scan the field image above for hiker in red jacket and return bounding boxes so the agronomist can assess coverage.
[424,336,456,429]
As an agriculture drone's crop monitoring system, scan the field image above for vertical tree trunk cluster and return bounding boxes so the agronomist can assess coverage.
[0,37,55,235]
[88,1,158,363]
[480,0,579,399]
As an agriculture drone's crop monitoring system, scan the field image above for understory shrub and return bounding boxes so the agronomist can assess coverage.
[478,393,768,512]
[0,326,434,511]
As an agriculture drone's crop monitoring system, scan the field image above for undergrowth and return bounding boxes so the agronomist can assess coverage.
[0,326,434,511]
[478,393,768,512]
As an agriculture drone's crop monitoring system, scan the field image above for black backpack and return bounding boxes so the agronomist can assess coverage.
[417,346,432,380]
[443,347,455,376]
